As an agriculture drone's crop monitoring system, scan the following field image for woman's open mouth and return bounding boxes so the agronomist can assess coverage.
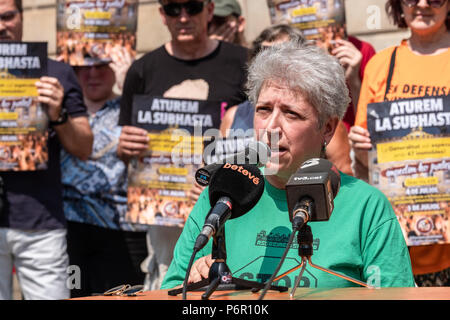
[270,145,288,156]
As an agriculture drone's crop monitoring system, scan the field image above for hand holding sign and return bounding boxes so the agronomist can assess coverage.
[117,125,149,163]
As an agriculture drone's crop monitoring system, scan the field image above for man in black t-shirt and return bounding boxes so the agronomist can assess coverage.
[0,0,93,300]
[117,0,248,290]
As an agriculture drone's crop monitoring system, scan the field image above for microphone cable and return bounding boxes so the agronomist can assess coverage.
[182,248,199,300]
[258,230,297,300]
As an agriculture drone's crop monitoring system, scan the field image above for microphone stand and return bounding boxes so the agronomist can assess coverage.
[271,223,373,299]
[168,226,288,300]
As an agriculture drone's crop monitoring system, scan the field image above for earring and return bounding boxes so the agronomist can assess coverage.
[320,141,327,158]
[321,141,327,156]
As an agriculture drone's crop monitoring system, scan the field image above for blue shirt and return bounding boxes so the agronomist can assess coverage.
[61,97,143,231]
[230,100,254,132]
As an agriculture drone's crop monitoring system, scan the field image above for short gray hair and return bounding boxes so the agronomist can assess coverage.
[246,41,350,127]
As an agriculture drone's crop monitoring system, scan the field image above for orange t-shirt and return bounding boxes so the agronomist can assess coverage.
[355,40,450,128]
[355,40,450,275]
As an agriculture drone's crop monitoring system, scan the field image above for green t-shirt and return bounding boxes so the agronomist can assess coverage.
[161,173,415,289]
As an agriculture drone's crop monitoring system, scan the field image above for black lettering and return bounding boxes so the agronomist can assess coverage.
[239,273,254,281]
[431,86,440,96]
[418,85,424,95]
[274,276,291,288]
[256,273,272,283]
[403,84,410,94]
[295,275,310,287]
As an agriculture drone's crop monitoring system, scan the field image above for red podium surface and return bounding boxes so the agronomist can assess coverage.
[72,287,450,300]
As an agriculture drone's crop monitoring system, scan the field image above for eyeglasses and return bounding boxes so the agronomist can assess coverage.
[162,1,207,17]
[103,284,144,297]
[0,10,19,22]
[401,0,447,8]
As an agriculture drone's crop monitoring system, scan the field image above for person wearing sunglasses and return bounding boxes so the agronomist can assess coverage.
[0,0,93,300]
[349,0,450,287]
[117,0,248,291]
[0,1,20,41]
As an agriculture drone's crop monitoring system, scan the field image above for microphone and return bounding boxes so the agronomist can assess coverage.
[195,140,271,187]
[193,163,265,251]
[285,158,341,230]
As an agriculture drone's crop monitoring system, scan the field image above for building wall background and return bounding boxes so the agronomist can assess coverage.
[23,0,410,57]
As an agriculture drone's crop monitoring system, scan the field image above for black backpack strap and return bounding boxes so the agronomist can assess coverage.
[384,46,398,101]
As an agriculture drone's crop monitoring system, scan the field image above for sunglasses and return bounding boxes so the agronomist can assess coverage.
[401,0,447,8]
[0,10,19,22]
[162,1,207,17]
[103,284,144,297]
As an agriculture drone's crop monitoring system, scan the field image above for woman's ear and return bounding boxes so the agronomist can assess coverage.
[322,117,339,145]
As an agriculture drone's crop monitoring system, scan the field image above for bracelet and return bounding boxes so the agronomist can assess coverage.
[49,108,68,126]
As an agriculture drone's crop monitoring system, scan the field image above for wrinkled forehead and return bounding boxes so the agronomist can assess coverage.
[259,79,305,102]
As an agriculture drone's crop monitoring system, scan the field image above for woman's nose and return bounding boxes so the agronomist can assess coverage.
[259,112,282,146]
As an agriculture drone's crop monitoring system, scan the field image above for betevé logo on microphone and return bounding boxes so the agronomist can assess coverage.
[223,163,260,185]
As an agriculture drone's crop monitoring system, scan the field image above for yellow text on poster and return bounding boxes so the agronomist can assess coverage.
[0,112,18,120]
[158,167,188,176]
[292,7,317,16]
[377,137,450,163]
[147,133,203,154]
[84,11,112,19]
[404,176,439,187]
[0,79,38,96]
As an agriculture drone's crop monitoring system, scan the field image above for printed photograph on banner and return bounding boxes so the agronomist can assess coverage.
[267,0,346,52]
[367,96,450,246]
[56,0,138,66]
[0,42,49,171]
[125,95,221,227]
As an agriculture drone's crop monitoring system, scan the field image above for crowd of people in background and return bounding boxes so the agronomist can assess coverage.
[0,0,448,299]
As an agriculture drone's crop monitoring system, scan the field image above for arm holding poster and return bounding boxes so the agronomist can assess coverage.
[348,124,372,181]
[331,39,363,110]
[36,76,92,160]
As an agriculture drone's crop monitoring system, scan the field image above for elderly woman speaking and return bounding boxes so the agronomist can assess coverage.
[161,42,415,290]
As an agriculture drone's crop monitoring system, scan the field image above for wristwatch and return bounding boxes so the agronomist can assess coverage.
[49,108,68,126]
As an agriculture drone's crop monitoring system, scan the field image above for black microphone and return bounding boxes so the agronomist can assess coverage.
[195,140,271,187]
[259,158,341,300]
[285,158,341,230]
[193,163,265,251]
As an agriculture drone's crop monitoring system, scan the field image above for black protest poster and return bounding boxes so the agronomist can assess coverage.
[125,95,221,226]
[0,42,48,171]
[367,96,450,246]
